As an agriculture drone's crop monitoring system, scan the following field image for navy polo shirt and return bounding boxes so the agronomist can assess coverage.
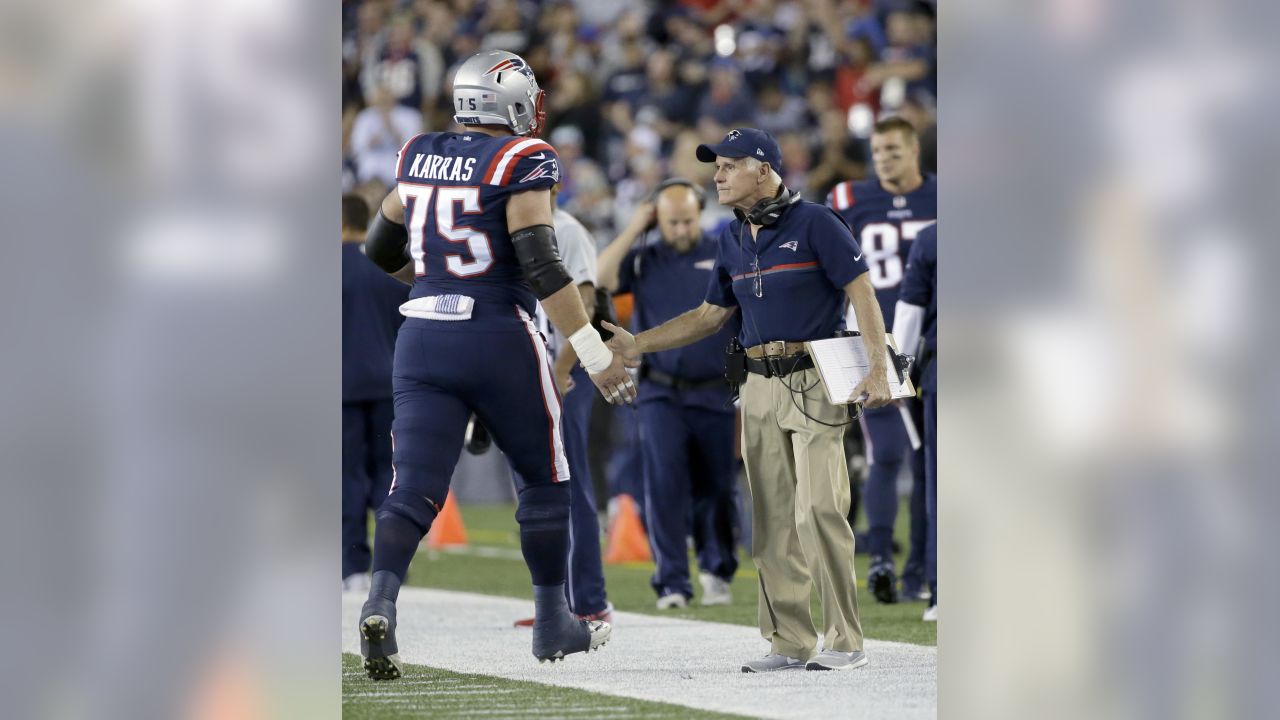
[619,232,740,410]
[342,242,409,402]
[705,200,868,348]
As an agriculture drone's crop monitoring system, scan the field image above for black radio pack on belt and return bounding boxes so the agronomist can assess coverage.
[724,336,748,390]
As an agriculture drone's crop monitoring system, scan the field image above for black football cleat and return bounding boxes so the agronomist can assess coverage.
[867,558,899,604]
[359,597,403,680]
[532,614,611,663]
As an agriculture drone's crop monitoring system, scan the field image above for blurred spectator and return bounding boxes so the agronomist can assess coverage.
[361,13,444,116]
[697,62,757,136]
[339,0,935,251]
[478,0,528,53]
[755,81,808,139]
[547,71,603,159]
[349,83,423,187]
[601,36,650,141]
[639,49,701,138]
[833,36,880,117]
[865,6,935,110]
[806,110,868,200]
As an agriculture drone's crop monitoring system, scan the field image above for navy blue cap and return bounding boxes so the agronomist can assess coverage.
[696,128,782,173]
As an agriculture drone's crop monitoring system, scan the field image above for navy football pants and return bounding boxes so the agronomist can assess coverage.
[342,398,395,578]
[638,384,740,599]
[859,401,929,568]
[383,312,569,547]
[512,364,608,616]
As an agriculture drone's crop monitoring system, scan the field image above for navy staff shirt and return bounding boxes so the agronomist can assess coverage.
[342,242,409,402]
[618,232,741,410]
[705,199,868,348]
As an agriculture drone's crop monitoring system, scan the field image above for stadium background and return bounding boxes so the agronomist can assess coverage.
[341,1,937,716]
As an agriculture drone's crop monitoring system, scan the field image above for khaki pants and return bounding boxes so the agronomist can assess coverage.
[740,367,863,658]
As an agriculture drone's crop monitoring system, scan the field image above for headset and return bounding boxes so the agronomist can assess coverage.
[648,176,707,209]
[736,185,802,226]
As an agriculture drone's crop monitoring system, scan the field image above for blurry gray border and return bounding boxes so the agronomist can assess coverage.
[941,1,1278,718]
[0,1,340,717]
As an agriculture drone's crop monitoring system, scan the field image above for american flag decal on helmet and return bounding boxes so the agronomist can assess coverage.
[483,57,525,76]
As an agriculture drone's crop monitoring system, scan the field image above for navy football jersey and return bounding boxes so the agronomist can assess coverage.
[827,174,936,328]
[394,131,561,317]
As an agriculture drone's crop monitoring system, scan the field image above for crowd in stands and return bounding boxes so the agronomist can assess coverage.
[342,0,936,243]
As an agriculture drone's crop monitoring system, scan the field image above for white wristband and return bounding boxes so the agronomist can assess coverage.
[568,325,614,374]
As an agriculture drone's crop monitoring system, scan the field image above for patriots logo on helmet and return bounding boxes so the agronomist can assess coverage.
[520,158,560,184]
[484,57,534,81]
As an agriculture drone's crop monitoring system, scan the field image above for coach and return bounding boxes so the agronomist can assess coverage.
[603,128,892,672]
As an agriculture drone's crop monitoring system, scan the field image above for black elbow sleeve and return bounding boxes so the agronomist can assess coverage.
[511,224,572,300]
[365,210,411,273]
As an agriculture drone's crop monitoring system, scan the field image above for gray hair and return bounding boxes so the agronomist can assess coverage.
[743,156,783,185]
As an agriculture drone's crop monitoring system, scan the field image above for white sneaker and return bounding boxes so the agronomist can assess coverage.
[343,572,371,593]
[656,593,688,610]
[805,650,869,671]
[698,571,732,606]
[741,653,807,673]
[922,605,938,622]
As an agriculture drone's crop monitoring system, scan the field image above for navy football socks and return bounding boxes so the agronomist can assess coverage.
[370,511,425,592]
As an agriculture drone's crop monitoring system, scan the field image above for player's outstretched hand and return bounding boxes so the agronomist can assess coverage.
[849,370,892,409]
[589,353,637,405]
[600,321,641,369]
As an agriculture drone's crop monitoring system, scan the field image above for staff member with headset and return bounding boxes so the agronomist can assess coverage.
[603,128,893,672]
[597,179,742,610]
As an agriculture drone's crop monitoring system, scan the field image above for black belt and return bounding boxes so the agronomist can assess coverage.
[640,366,726,391]
[745,353,814,378]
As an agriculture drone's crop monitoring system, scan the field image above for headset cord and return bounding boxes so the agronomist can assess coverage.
[735,221,859,428]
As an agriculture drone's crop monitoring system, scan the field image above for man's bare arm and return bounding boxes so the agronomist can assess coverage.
[553,283,596,392]
[844,272,892,407]
[637,302,735,353]
[603,301,736,367]
[597,203,654,292]
[509,189,635,403]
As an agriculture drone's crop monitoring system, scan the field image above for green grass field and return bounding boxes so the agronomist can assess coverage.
[400,500,935,647]
[342,654,750,719]
[343,499,933,717]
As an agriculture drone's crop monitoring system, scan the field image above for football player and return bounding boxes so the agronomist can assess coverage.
[828,116,936,604]
[357,50,632,679]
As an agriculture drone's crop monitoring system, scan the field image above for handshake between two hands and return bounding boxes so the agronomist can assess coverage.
[575,321,641,406]
[576,321,893,409]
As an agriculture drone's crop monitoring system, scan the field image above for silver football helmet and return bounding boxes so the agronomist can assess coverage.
[452,50,546,137]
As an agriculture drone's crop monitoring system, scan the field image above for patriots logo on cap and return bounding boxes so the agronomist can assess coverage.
[483,57,526,77]
[727,130,742,140]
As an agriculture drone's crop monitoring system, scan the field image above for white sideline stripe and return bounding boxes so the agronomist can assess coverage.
[343,587,937,720]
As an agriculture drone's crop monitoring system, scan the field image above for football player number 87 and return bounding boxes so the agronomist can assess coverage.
[400,185,494,277]
[860,221,933,289]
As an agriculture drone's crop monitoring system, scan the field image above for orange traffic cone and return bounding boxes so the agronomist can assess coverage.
[604,494,651,564]
[425,492,468,548]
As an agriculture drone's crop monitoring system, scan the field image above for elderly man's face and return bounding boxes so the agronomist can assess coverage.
[655,186,702,252]
[712,156,762,207]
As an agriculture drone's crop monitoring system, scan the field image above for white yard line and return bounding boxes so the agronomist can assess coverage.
[343,588,937,720]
